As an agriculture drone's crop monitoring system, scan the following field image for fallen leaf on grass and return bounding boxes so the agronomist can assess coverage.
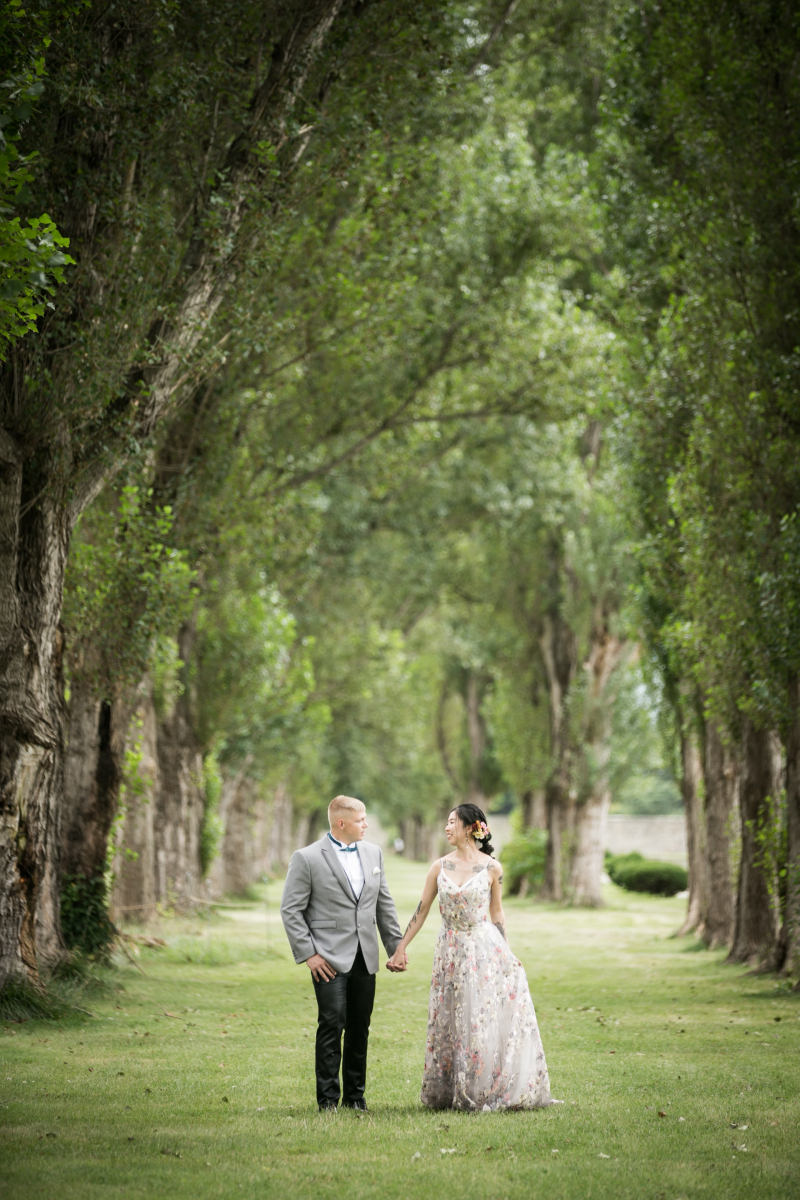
[222,1096,229,1103]
[411,1151,421,1162]
[658,1110,667,1118]
[484,1146,494,1153]
[161,1148,181,1158]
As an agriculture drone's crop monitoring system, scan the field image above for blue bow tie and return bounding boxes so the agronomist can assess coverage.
[329,834,358,852]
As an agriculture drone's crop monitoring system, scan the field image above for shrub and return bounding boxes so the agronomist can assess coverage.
[500,828,547,896]
[612,857,688,897]
[605,851,644,885]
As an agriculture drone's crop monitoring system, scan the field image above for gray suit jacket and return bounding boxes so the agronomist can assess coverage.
[280,836,402,974]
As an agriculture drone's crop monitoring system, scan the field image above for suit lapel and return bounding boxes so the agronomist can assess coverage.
[357,843,380,906]
[321,840,357,904]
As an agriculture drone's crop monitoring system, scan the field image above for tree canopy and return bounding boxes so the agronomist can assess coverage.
[1,0,799,988]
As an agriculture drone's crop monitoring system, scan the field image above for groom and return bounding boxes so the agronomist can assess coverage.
[280,795,406,1111]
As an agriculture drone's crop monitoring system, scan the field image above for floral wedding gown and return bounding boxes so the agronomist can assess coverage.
[420,860,554,1111]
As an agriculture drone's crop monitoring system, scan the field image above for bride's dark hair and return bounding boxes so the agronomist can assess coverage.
[451,803,496,856]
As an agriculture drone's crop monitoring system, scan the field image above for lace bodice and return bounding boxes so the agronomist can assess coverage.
[437,862,492,931]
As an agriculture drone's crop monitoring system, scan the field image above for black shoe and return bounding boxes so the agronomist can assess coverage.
[342,1099,368,1111]
[318,1100,338,1112]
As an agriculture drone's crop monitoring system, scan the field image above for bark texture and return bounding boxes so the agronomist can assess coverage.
[153,690,204,908]
[110,682,158,923]
[781,675,800,982]
[0,435,69,984]
[62,676,130,885]
[702,720,738,949]
[570,791,610,906]
[727,721,782,965]
[676,726,706,936]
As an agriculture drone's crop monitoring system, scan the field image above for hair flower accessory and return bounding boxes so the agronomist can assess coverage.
[470,820,490,840]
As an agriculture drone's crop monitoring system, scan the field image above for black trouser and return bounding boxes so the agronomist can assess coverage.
[312,944,376,1107]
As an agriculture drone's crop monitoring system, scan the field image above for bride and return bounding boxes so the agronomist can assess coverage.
[387,803,556,1111]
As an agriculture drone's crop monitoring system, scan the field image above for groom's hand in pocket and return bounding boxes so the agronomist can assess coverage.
[306,953,336,982]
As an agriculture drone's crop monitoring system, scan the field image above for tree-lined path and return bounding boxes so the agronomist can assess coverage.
[1,863,798,1199]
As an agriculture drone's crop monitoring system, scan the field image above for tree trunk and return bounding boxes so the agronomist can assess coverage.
[570,789,610,906]
[268,781,294,870]
[727,721,782,966]
[543,779,573,900]
[465,672,487,807]
[220,772,252,897]
[676,726,706,936]
[110,681,158,924]
[0,435,69,986]
[153,697,204,909]
[539,608,578,900]
[780,674,800,983]
[521,788,546,829]
[61,675,130,885]
[568,621,627,906]
[703,719,739,949]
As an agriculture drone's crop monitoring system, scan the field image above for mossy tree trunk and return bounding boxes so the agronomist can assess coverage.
[0,436,68,985]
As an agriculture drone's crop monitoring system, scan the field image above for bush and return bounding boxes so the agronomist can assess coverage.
[605,851,644,885]
[500,828,547,896]
[609,855,688,897]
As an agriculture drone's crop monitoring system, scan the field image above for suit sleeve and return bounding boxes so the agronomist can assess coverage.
[375,849,403,957]
[280,850,317,964]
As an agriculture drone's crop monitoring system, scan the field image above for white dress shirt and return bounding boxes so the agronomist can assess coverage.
[328,832,365,899]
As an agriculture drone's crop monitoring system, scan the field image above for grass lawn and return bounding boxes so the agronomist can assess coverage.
[1,858,799,1200]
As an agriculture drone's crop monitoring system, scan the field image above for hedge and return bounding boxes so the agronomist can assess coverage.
[606,852,687,897]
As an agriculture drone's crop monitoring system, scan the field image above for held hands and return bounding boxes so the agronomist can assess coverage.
[386,947,408,973]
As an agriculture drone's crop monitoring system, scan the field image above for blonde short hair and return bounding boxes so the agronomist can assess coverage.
[328,794,365,827]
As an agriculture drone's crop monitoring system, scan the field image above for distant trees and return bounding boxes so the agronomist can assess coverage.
[0,0,530,986]
[603,0,800,976]
[3,0,799,993]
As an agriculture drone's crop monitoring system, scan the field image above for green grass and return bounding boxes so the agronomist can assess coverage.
[1,859,799,1199]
